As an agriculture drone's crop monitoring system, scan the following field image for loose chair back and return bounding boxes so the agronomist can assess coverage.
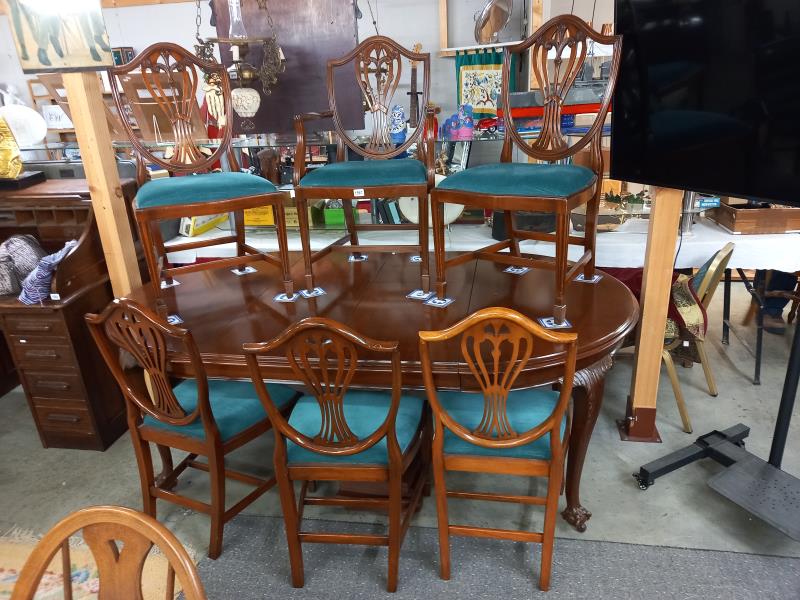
[86,298,291,559]
[245,317,404,461]
[11,505,205,600]
[109,42,235,181]
[243,317,429,592]
[502,15,621,165]
[418,306,578,591]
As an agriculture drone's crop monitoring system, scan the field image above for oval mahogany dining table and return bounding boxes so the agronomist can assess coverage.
[128,250,639,532]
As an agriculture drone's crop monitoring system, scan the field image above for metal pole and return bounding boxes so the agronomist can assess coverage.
[768,318,800,468]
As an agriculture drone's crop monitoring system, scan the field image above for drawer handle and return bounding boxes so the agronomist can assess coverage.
[25,350,58,359]
[46,413,80,424]
[37,381,70,391]
[16,323,53,332]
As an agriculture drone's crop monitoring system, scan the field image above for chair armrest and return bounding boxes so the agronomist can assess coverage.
[293,110,334,187]
[422,106,437,189]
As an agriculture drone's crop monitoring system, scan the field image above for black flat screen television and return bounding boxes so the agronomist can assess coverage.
[611,0,800,205]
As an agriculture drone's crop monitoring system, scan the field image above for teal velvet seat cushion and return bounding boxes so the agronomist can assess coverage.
[142,379,297,442]
[437,388,566,460]
[437,163,595,198]
[286,390,425,465]
[299,159,427,188]
[136,172,278,209]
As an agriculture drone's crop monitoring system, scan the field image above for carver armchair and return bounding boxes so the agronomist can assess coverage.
[108,43,293,308]
[293,36,436,296]
[430,16,622,324]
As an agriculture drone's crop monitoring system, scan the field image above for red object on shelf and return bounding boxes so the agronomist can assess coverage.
[498,102,603,118]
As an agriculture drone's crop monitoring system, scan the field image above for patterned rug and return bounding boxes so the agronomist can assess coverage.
[0,528,183,599]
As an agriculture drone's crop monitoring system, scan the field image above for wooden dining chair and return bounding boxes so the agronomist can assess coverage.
[662,242,734,433]
[86,298,299,559]
[418,307,578,591]
[293,36,436,296]
[11,505,206,600]
[243,317,429,592]
[430,15,622,323]
[108,43,293,307]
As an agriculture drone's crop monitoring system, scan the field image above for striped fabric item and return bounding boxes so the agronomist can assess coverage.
[18,240,77,305]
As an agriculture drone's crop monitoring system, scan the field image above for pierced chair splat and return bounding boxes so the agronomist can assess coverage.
[293,36,436,295]
[86,298,298,559]
[243,317,430,592]
[419,307,578,591]
[430,16,622,323]
[108,42,294,307]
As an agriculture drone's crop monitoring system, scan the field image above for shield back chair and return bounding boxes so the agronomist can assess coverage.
[243,317,429,592]
[418,307,578,592]
[662,242,734,433]
[293,36,436,296]
[86,298,299,559]
[10,505,206,600]
[430,15,622,323]
[108,43,293,309]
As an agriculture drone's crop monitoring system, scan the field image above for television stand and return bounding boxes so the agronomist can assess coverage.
[634,317,800,542]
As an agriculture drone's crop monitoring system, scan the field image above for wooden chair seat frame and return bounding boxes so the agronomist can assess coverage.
[431,16,622,323]
[108,42,293,305]
[662,242,734,433]
[419,307,578,591]
[293,36,437,294]
[86,299,297,559]
[243,317,430,592]
[10,505,206,600]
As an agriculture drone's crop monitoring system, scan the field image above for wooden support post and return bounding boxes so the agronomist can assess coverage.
[62,72,141,297]
[618,187,683,442]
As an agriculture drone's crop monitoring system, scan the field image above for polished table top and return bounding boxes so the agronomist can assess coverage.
[127,252,639,389]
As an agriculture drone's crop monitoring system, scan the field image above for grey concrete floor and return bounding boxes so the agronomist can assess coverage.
[0,283,798,560]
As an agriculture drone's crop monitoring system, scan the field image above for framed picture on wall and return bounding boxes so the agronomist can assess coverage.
[3,0,113,73]
[112,46,135,66]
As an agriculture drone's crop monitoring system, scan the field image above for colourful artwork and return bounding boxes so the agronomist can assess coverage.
[456,49,517,121]
[441,104,474,141]
[389,104,407,144]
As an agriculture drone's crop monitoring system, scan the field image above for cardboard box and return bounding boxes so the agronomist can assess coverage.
[179,214,228,236]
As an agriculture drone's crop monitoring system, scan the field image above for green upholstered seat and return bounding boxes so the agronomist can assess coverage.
[437,163,595,198]
[299,159,427,188]
[135,172,278,209]
[286,390,425,465]
[143,379,297,442]
[437,388,566,460]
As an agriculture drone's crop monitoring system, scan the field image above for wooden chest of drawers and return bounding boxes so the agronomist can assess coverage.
[0,178,138,450]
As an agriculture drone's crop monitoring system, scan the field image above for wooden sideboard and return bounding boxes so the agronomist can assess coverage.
[0,179,138,450]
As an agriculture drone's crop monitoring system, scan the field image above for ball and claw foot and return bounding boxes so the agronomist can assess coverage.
[561,505,592,532]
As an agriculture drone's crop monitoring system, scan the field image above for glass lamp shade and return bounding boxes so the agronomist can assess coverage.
[231,87,261,118]
[227,0,248,39]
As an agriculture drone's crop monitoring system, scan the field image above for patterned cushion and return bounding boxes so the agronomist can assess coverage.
[437,388,566,460]
[299,159,427,188]
[286,390,425,465]
[142,379,297,442]
[135,172,278,209]
[1,234,47,282]
[18,240,77,305]
[437,163,595,198]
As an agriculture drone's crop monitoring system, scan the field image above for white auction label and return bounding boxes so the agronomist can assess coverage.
[353,188,365,197]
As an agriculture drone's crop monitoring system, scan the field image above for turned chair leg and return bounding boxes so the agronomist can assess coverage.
[419,193,430,293]
[694,340,718,397]
[296,195,316,293]
[207,451,226,559]
[431,196,448,300]
[663,349,692,433]
[273,201,294,297]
